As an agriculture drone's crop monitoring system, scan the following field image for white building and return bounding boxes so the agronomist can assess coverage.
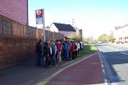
[49,23,76,38]
[114,24,128,44]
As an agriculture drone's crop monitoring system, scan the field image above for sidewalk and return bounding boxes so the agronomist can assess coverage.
[0,53,93,85]
[110,43,128,48]
[120,43,128,48]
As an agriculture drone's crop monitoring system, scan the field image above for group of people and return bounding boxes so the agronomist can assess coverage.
[35,39,83,68]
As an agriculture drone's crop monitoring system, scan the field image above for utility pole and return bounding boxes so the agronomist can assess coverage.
[72,19,75,26]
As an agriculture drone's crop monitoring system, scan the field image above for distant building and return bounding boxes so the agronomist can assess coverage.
[49,23,76,38]
[114,24,128,44]
[74,27,83,41]
[0,0,28,25]
[0,0,28,36]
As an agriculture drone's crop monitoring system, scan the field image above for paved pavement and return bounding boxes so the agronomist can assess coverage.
[0,56,67,85]
[37,52,106,85]
[0,52,107,85]
[111,43,128,48]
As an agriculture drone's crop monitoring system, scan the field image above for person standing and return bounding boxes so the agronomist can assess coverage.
[47,41,53,67]
[35,39,42,66]
[43,40,49,68]
[63,41,70,61]
[70,41,75,60]
[52,40,57,66]
[57,40,62,63]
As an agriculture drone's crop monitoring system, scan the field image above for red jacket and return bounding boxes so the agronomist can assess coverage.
[57,42,62,52]
[70,42,75,52]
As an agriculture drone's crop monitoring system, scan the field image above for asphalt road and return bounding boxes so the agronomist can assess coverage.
[96,43,128,85]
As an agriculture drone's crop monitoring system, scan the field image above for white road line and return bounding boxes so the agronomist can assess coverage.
[98,52,119,85]
[98,52,108,85]
[105,46,128,55]
[120,51,128,55]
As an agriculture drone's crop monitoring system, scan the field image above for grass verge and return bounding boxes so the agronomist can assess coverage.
[78,45,97,57]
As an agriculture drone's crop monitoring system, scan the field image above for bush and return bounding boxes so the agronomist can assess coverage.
[78,45,97,57]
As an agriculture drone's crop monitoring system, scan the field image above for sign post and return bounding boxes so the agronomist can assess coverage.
[35,9,45,42]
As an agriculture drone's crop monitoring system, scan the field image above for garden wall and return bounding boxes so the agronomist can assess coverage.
[0,15,64,69]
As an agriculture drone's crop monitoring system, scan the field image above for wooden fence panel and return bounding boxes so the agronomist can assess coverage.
[27,26,36,38]
[0,20,2,34]
[2,20,12,35]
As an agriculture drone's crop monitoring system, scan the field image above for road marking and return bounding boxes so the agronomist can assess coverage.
[120,51,128,55]
[105,45,128,55]
[98,52,108,85]
[98,52,119,85]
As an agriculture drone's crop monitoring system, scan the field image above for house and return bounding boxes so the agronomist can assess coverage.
[74,27,83,41]
[114,24,128,44]
[49,23,76,38]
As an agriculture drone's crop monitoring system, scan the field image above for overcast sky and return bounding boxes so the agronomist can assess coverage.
[28,0,128,39]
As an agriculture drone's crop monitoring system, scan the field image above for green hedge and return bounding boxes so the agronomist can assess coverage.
[78,45,97,57]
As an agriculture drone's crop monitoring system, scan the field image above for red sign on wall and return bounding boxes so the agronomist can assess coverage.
[35,9,44,24]
[35,9,43,18]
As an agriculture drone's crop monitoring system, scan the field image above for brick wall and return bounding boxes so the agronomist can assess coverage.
[0,36,37,69]
[0,16,64,69]
[0,31,64,69]
[0,0,28,25]
[45,30,64,40]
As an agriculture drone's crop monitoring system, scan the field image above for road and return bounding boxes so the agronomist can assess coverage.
[96,43,128,85]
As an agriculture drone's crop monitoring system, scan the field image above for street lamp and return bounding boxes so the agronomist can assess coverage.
[46,26,50,40]
[53,30,55,40]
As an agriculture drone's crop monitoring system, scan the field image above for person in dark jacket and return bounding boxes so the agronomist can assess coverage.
[51,40,57,66]
[47,42,54,66]
[43,40,49,68]
[63,41,70,61]
[35,39,42,66]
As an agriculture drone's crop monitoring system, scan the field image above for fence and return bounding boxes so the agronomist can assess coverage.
[0,15,64,40]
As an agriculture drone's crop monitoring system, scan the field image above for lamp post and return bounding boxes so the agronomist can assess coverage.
[53,30,55,40]
[46,26,50,40]
[52,28,55,40]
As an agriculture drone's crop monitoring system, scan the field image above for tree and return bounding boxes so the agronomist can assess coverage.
[98,33,115,43]
[86,37,93,44]
[71,35,82,41]
[98,34,109,43]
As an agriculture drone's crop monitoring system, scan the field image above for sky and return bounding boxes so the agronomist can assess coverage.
[28,0,128,39]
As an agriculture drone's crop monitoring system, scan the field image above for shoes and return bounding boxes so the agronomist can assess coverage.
[36,64,41,66]
[55,65,58,66]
